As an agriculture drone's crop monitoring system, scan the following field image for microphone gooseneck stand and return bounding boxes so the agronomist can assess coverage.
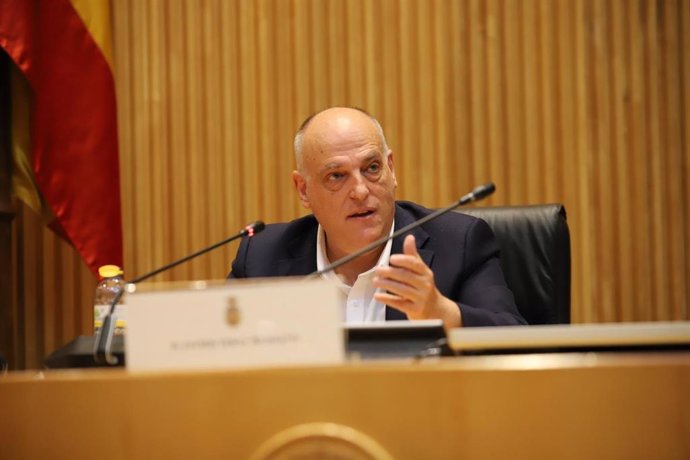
[93,221,265,365]
[309,182,496,278]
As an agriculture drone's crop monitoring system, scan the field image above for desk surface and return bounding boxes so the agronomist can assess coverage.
[2,352,690,459]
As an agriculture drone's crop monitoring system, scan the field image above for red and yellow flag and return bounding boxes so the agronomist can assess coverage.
[0,0,123,275]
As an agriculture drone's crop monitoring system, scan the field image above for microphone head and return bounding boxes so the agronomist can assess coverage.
[471,182,496,201]
[248,221,266,234]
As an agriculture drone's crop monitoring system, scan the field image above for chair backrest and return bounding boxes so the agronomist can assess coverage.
[459,204,571,324]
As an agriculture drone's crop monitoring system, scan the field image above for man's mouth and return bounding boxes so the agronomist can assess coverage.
[348,209,376,219]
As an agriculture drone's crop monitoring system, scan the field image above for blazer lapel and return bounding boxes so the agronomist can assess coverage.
[386,204,435,320]
[390,204,433,264]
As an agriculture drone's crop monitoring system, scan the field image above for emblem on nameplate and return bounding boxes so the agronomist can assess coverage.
[225,297,241,326]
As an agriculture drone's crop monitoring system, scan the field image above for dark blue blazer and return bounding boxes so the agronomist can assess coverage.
[229,201,526,326]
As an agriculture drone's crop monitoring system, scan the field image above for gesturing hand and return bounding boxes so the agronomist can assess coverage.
[373,234,462,328]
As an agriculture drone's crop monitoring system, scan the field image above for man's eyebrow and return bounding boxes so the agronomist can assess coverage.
[318,151,383,174]
[362,151,383,162]
[319,162,344,174]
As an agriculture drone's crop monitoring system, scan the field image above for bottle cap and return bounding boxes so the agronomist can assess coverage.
[98,265,123,278]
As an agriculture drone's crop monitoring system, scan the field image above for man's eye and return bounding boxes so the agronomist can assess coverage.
[366,163,381,174]
[327,172,344,181]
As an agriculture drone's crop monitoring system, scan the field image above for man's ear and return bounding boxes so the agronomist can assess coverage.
[387,150,398,189]
[292,170,311,209]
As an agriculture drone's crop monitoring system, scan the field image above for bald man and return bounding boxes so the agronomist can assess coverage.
[229,107,526,328]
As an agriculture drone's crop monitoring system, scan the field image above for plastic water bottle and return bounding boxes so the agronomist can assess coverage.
[94,265,126,335]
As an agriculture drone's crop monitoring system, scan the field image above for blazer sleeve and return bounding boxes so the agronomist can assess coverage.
[227,237,250,279]
[455,218,527,326]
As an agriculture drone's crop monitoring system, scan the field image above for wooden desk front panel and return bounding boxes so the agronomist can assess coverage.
[1,353,689,459]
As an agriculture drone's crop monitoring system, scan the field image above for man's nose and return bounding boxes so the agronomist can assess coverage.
[349,174,370,200]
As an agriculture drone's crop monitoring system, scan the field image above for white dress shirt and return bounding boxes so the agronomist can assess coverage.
[316,223,395,323]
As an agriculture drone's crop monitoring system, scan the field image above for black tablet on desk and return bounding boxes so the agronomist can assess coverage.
[345,320,448,360]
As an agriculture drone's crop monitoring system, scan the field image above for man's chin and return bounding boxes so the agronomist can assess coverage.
[352,227,387,248]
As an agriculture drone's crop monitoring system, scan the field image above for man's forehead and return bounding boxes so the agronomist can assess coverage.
[308,107,370,128]
[317,150,385,170]
[302,127,384,164]
[304,109,378,142]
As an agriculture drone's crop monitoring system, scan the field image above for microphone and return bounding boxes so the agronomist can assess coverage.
[308,182,495,279]
[462,182,495,203]
[93,220,265,365]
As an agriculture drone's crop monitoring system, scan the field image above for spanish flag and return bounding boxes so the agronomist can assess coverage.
[0,0,123,275]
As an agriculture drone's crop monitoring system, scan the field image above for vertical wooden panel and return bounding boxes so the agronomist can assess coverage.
[609,0,630,321]
[644,0,668,320]
[626,0,652,321]
[115,0,135,278]
[218,0,244,269]
[397,0,418,198]
[485,0,506,203]
[416,1,436,203]
[660,0,687,320]
[9,0,690,368]
[678,1,690,318]
[147,0,167,277]
[468,0,487,191]
[572,0,594,323]
[380,0,402,175]
[503,0,526,203]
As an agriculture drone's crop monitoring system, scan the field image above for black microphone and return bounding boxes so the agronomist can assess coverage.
[308,182,496,279]
[93,220,265,365]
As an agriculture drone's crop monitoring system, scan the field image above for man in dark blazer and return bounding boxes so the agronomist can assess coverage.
[230,107,525,328]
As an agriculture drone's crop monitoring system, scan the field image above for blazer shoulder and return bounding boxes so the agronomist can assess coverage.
[251,213,319,249]
[395,200,482,237]
[230,214,318,278]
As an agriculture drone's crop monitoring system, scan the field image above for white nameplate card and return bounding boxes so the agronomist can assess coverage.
[125,278,344,372]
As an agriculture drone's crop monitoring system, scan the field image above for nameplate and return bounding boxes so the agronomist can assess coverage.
[125,279,344,372]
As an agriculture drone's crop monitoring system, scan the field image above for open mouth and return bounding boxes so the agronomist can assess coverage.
[349,210,375,219]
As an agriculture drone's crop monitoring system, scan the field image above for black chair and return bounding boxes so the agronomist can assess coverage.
[459,204,571,325]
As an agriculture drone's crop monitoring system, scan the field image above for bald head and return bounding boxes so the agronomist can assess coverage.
[294,107,390,173]
[290,106,398,263]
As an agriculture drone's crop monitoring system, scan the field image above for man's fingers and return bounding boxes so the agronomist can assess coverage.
[373,292,421,315]
[375,265,421,286]
[386,234,428,275]
[387,254,426,273]
[403,234,418,257]
[382,253,430,279]
[373,233,439,320]
[373,276,420,302]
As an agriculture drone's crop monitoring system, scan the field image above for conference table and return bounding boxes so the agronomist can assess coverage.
[2,351,689,459]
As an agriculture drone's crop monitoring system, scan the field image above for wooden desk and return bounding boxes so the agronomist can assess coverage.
[2,353,689,459]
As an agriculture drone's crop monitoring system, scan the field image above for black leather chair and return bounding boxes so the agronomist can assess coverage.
[459,204,571,324]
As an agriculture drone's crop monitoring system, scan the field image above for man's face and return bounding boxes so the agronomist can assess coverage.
[292,109,397,260]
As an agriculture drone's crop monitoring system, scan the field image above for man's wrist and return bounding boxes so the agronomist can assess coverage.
[434,295,462,329]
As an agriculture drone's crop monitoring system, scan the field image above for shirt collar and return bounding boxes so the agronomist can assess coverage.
[316,222,395,286]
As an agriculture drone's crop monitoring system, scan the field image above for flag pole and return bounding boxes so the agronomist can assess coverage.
[0,48,17,370]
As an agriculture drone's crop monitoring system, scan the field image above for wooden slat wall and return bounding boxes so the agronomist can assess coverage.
[8,0,689,369]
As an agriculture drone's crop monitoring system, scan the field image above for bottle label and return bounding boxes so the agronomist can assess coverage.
[94,305,110,323]
[94,305,128,335]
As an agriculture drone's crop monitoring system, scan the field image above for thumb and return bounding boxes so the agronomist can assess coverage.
[403,234,418,257]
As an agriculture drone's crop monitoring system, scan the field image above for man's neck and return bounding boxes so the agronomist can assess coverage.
[329,247,383,286]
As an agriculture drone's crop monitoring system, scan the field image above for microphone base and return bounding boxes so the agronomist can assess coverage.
[44,335,125,369]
